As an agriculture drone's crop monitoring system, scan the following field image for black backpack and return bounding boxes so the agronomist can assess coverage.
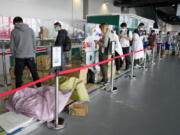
[64,35,71,51]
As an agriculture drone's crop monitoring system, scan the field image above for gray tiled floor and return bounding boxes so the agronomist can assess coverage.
[29,56,180,135]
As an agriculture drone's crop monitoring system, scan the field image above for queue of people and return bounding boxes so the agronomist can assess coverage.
[10,16,180,87]
[96,22,180,84]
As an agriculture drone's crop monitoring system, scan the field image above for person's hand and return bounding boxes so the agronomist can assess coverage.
[123,35,128,38]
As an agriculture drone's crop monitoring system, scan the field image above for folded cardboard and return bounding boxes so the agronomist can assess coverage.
[0,112,34,133]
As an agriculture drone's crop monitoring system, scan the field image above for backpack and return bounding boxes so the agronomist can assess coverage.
[64,35,71,51]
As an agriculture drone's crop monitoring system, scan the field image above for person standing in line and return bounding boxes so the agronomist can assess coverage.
[175,32,180,55]
[10,16,41,88]
[110,29,124,75]
[119,23,133,70]
[165,32,172,53]
[149,30,158,56]
[96,23,111,84]
[157,31,163,54]
[54,22,71,70]
[143,31,148,49]
[132,23,145,67]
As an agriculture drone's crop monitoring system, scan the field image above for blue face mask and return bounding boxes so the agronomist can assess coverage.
[54,28,58,32]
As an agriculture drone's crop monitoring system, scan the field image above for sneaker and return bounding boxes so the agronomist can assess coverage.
[134,65,141,68]
[116,70,121,75]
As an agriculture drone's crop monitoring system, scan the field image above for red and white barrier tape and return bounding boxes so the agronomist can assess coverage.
[0,48,48,56]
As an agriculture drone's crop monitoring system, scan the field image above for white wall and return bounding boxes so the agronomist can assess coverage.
[88,0,121,15]
[0,0,83,23]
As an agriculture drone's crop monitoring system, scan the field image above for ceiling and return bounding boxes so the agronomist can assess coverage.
[114,0,180,25]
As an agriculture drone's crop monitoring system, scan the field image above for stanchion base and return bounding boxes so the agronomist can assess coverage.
[125,75,136,80]
[143,68,148,71]
[104,86,118,93]
[111,87,118,93]
[47,118,66,130]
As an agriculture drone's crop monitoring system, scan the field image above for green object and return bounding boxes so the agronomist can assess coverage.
[54,28,58,32]
[87,15,120,26]
[87,14,140,32]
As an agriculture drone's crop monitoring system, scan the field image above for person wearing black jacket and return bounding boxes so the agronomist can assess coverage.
[54,22,70,70]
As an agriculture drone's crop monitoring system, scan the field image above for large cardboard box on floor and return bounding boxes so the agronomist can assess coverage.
[69,104,88,117]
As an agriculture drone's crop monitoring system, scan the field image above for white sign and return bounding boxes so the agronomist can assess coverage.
[52,46,61,67]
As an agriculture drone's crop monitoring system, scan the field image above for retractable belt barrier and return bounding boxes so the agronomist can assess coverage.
[0,46,154,98]
[0,48,48,56]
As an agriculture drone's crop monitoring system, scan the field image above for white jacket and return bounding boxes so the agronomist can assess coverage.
[132,33,144,59]
[109,32,124,60]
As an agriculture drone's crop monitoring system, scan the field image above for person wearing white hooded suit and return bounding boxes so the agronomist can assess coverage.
[109,29,124,74]
[132,23,145,67]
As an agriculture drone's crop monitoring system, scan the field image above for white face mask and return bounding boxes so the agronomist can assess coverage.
[122,28,126,32]
[140,28,144,31]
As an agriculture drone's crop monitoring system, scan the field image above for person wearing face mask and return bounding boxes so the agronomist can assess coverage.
[95,23,111,84]
[132,23,145,67]
[119,23,133,70]
[54,22,71,70]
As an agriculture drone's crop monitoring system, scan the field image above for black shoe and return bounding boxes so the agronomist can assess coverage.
[101,79,108,84]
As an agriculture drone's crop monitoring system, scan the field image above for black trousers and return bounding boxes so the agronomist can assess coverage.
[99,51,108,82]
[122,47,131,69]
[115,51,123,71]
[15,58,41,88]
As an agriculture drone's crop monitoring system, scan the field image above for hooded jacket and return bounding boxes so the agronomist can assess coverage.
[10,24,36,58]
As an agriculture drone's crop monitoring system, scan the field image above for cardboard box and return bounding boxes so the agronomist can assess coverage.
[36,55,51,70]
[69,104,88,117]
[10,67,32,80]
[161,50,169,55]
[65,65,88,84]
[39,26,49,39]
[38,70,54,85]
